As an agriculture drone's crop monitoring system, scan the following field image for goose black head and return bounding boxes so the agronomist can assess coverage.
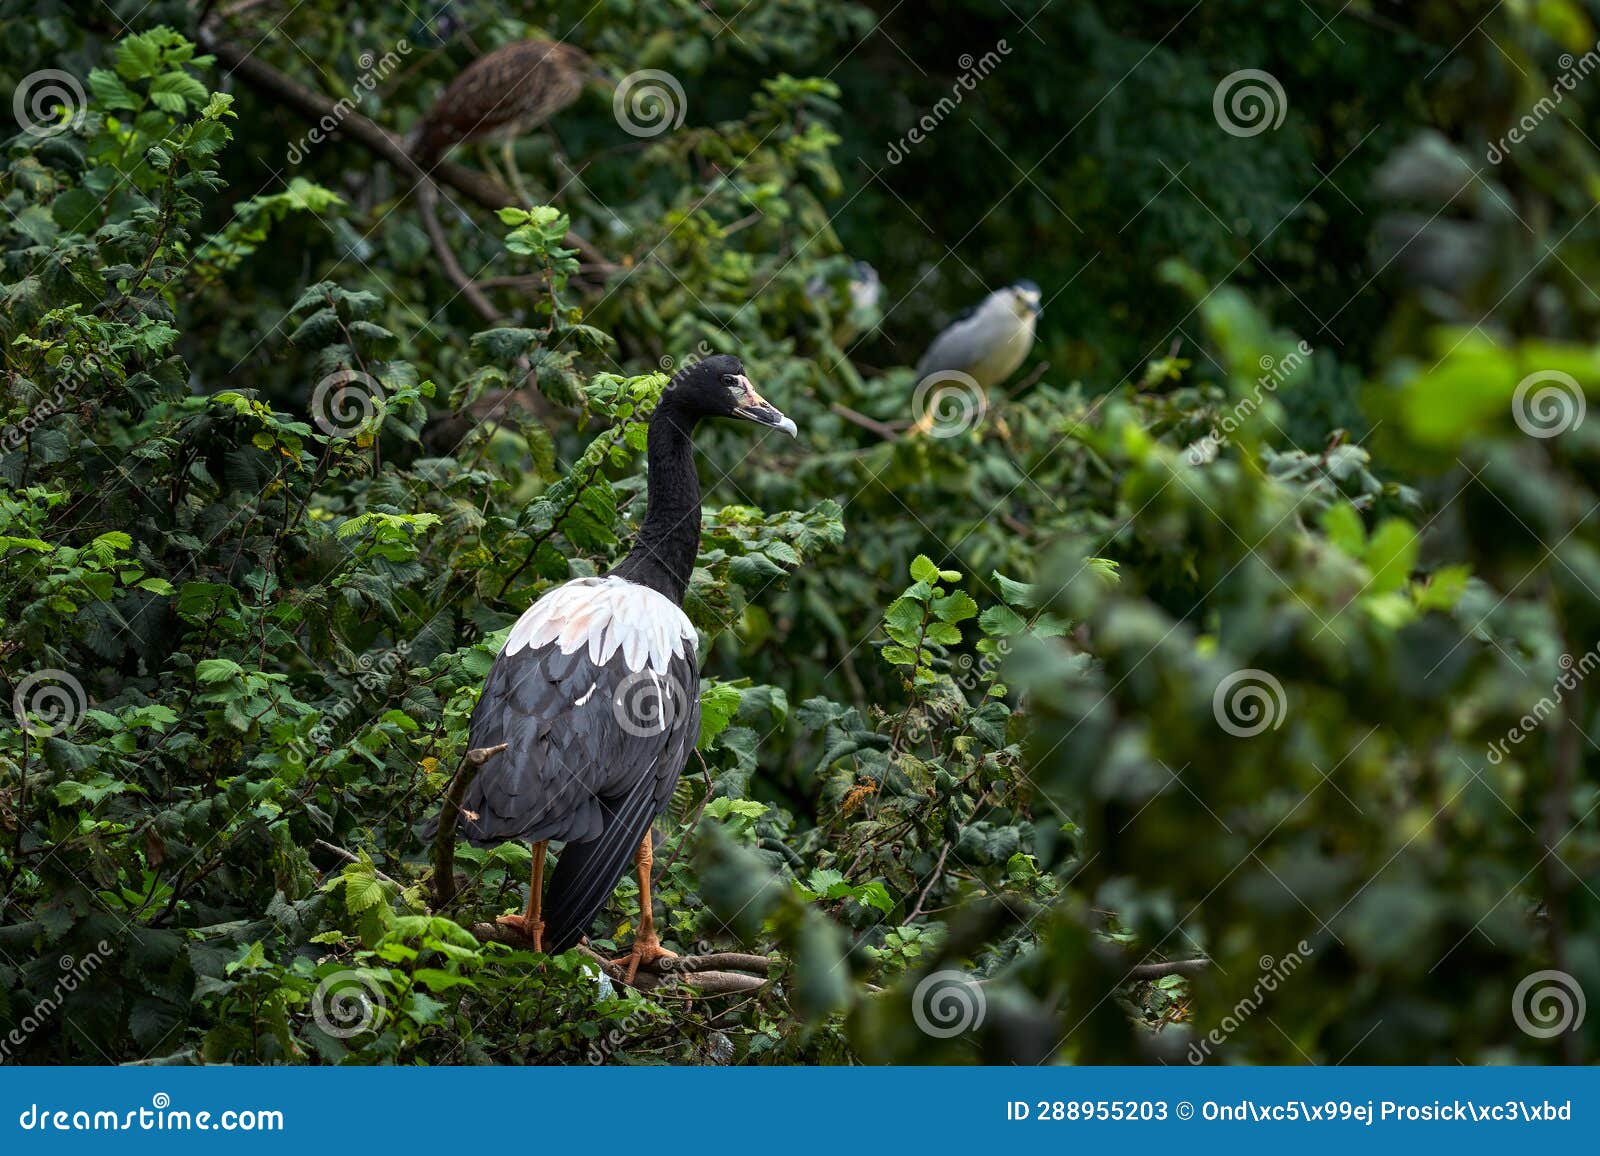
[664,354,797,437]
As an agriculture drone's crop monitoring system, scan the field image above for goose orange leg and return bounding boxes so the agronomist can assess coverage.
[496,839,547,951]
[610,833,677,983]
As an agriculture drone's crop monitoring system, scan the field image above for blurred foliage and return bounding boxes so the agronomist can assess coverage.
[0,0,1597,1065]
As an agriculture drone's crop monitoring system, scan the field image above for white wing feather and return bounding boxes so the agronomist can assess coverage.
[504,576,697,674]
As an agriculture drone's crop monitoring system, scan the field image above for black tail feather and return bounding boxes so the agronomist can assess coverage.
[540,777,659,953]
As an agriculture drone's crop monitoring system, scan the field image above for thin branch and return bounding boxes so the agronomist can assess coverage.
[312,839,398,886]
[902,841,950,925]
[1127,957,1210,981]
[195,28,613,269]
[831,402,899,441]
[430,742,508,907]
[415,181,502,324]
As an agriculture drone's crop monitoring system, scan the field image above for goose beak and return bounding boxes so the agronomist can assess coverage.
[731,376,798,438]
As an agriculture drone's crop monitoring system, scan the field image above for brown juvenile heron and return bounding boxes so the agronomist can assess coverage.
[408,38,596,168]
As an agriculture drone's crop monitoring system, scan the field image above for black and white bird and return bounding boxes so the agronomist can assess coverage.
[444,355,795,981]
[915,280,1042,389]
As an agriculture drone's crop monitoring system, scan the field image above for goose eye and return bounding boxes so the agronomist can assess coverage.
[720,374,735,387]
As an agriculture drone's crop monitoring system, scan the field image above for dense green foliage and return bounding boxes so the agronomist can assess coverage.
[1,0,1597,1065]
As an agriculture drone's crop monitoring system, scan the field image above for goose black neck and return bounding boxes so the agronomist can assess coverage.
[609,396,701,603]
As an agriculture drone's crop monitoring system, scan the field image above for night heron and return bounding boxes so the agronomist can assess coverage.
[433,356,796,981]
[408,38,597,175]
[915,280,1042,389]
[807,259,883,347]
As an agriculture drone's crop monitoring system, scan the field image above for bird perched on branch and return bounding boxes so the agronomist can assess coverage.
[408,38,598,166]
[915,280,1042,390]
[434,356,796,981]
[806,259,883,347]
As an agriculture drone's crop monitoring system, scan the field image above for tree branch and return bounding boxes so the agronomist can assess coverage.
[831,402,900,441]
[415,181,502,324]
[196,28,612,269]
[1127,957,1210,981]
[430,742,508,907]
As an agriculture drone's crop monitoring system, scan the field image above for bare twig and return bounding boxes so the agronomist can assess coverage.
[1007,359,1051,395]
[902,841,950,925]
[312,839,398,886]
[416,181,502,324]
[430,742,508,906]
[831,402,899,441]
[1127,957,1210,981]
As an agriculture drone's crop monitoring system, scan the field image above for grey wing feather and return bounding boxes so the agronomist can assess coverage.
[429,641,698,952]
[454,643,695,848]
[916,313,989,379]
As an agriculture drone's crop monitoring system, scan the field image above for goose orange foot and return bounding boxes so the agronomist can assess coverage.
[609,931,677,984]
[495,913,544,952]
